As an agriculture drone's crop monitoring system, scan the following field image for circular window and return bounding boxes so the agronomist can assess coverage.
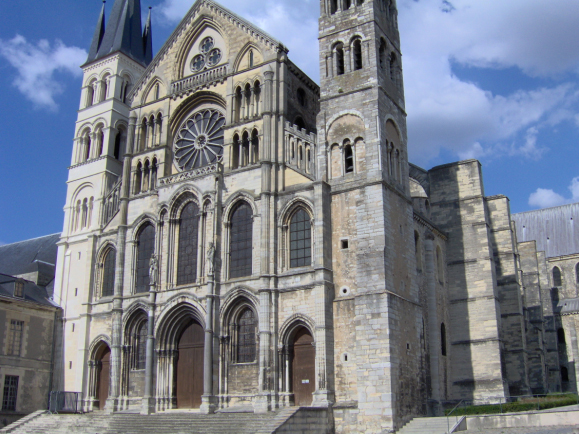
[173,109,225,171]
[191,54,205,72]
[200,37,214,53]
[207,48,222,67]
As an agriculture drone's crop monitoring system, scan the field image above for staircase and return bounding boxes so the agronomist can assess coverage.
[1,407,331,434]
[396,416,462,434]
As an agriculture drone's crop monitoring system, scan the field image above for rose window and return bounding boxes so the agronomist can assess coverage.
[173,109,225,171]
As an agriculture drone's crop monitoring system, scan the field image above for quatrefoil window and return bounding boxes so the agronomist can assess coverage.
[173,109,225,171]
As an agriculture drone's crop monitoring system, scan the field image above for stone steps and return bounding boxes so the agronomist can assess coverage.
[396,416,454,434]
[2,407,326,434]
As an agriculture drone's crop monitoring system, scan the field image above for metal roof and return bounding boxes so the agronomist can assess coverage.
[512,202,579,258]
[557,298,579,315]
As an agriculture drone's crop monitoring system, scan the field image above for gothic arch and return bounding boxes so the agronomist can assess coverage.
[222,191,259,222]
[130,214,157,238]
[383,115,403,141]
[167,185,203,214]
[122,300,149,330]
[174,18,227,79]
[84,74,100,87]
[279,313,316,346]
[88,334,112,359]
[326,110,367,133]
[278,197,315,227]
[99,68,114,80]
[141,77,166,105]
[155,300,206,349]
[220,286,259,318]
[233,42,262,72]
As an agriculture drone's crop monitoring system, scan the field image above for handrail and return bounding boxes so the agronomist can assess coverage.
[446,400,463,433]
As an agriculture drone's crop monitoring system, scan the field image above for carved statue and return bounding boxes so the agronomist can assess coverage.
[149,254,158,287]
[207,242,216,275]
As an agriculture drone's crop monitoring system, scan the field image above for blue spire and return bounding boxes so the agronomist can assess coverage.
[86,1,106,63]
[142,7,153,65]
[87,0,152,67]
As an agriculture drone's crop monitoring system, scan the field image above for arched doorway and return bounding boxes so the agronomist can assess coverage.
[291,327,315,406]
[176,320,204,408]
[97,345,111,410]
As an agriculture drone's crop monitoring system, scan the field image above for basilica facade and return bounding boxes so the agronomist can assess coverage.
[51,0,577,432]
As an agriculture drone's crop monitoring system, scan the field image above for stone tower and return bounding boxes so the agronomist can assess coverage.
[317,0,424,431]
[53,0,152,406]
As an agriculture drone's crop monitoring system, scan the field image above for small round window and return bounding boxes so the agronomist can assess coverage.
[200,37,214,53]
[191,54,205,72]
[207,49,222,67]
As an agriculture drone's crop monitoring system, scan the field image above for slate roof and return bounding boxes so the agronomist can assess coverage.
[86,0,152,67]
[0,274,58,308]
[0,233,60,277]
[556,298,579,315]
[512,202,579,258]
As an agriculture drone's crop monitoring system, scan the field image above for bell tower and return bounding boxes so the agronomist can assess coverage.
[318,1,424,431]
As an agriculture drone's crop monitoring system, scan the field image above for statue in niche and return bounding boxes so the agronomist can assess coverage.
[207,242,216,276]
[149,254,158,287]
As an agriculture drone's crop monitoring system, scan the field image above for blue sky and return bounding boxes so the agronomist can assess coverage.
[0,0,578,245]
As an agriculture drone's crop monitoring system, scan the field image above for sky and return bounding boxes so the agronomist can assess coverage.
[0,0,578,245]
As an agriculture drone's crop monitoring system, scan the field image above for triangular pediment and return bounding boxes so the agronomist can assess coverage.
[130,0,287,103]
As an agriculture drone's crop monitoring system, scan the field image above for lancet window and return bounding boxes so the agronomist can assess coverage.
[101,247,116,297]
[237,308,257,363]
[135,223,155,293]
[229,201,253,279]
[289,208,312,268]
[553,266,562,287]
[353,38,363,70]
[177,202,200,285]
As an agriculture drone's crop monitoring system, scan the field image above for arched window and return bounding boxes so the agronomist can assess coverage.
[245,83,252,118]
[241,131,250,167]
[330,0,338,14]
[101,74,110,101]
[558,328,566,344]
[134,162,142,194]
[87,79,96,107]
[414,231,422,272]
[298,145,304,169]
[290,208,312,268]
[353,39,363,70]
[85,133,92,162]
[441,323,447,356]
[235,86,243,122]
[344,0,351,9]
[135,320,148,369]
[231,134,240,169]
[297,88,306,107]
[249,50,254,67]
[335,44,345,75]
[344,144,354,173]
[114,130,123,160]
[150,158,158,190]
[253,81,261,114]
[101,248,116,297]
[306,146,312,173]
[553,266,562,287]
[295,117,306,130]
[251,129,259,164]
[436,246,444,283]
[156,113,163,146]
[154,83,160,100]
[230,202,253,278]
[121,78,131,104]
[237,308,256,363]
[143,160,150,193]
[97,128,104,156]
[379,39,387,70]
[135,224,155,293]
[177,202,200,285]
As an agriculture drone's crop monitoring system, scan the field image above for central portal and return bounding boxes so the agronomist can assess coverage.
[176,320,204,408]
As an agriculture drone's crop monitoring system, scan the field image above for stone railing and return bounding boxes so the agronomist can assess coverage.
[171,64,228,97]
[101,178,122,227]
[284,121,317,180]
[158,163,221,187]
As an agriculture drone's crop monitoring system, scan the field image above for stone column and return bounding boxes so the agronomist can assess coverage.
[141,256,158,414]
[201,234,217,414]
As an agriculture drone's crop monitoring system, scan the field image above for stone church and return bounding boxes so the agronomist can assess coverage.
[50,0,578,432]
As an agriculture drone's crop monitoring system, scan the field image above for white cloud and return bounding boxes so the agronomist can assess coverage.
[528,176,579,209]
[0,35,87,110]
[398,0,579,165]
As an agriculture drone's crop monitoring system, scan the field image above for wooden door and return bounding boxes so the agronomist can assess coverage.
[176,320,204,408]
[98,347,111,410]
[292,327,315,406]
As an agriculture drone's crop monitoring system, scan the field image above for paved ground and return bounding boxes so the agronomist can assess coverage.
[462,427,579,434]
